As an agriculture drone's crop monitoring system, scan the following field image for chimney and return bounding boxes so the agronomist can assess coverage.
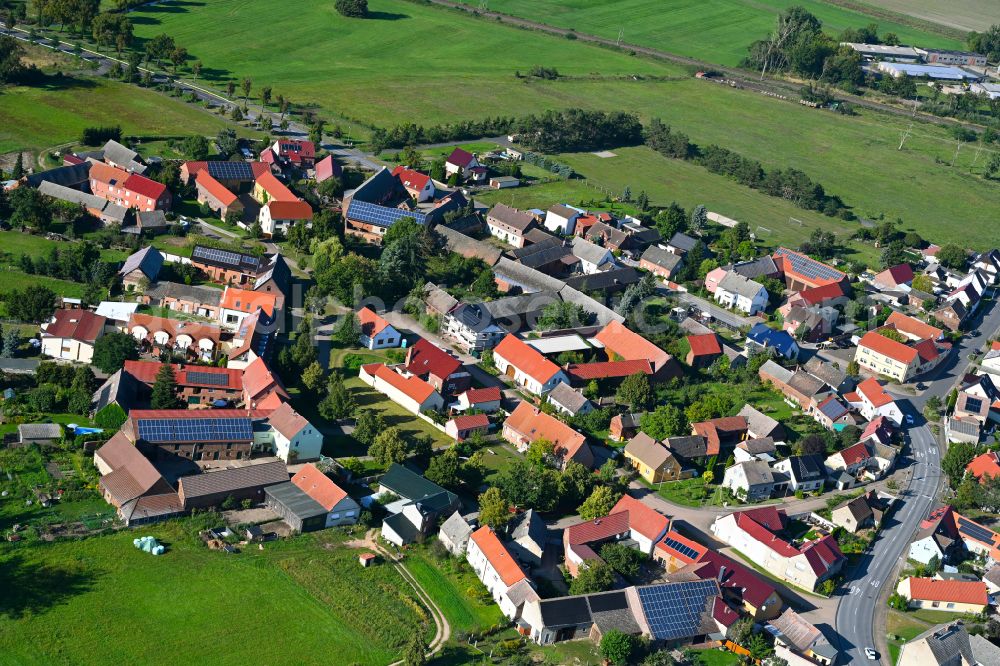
[717,565,726,582]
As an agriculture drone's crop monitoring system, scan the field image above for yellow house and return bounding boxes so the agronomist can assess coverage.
[896,577,988,614]
[855,331,919,382]
[624,432,683,484]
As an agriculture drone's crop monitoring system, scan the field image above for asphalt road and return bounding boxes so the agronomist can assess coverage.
[834,294,1000,664]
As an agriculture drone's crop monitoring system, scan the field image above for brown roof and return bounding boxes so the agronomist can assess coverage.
[177,461,288,500]
[291,463,348,511]
[624,432,673,470]
[96,432,172,505]
[44,309,106,343]
[594,321,671,372]
[267,401,310,439]
[504,401,587,461]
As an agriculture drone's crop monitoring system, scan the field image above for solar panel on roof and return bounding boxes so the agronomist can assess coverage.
[137,417,253,443]
[663,536,699,560]
[964,397,984,413]
[205,161,254,181]
[637,580,717,640]
[192,245,260,270]
[775,248,843,281]
[587,591,628,613]
[957,517,996,543]
[186,371,229,387]
[348,200,427,228]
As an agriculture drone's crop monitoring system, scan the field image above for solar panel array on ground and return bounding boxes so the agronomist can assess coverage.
[137,417,253,443]
[205,161,254,181]
[347,200,427,228]
[636,579,718,641]
[186,371,230,387]
[774,248,844,282]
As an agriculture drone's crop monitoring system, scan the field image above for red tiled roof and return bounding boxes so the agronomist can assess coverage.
[123,173,168,201]
[88,161,129,186]
[44,309,106,343]
[291,463,348,512]
[266,199,313,220]
[446,148,475,168]
[906,578,988,605]
[992,341,1000,352]
[566,360,652,381]
[610,494,669,541]
[267,401,311,440]
[494,334,562,386]
[838,441,872,466]
[448,414,489,431]
[255,171,297,201]
[712,597,740,628]
[686,333,722,357]
[461,387,501,404]
[274,140,315,163]
[470,526,527,587]
[594,321,671,372]
[315,155,342,183]
[127,313,221,344]
[124,360,242,391]
[391,166,431,192]
[405,338,461,381]
[967,451,1000,481]
[796,282,845,305]
[772,247,845,287]
[368,364,437,405]
[875,264,914,287]
[196,171,237,206]
[861,416,895,443]
[221,287,277,316]
[857,377,894,408]
[734,508,843,576]
[357,307,391,339]
[655,530,707,564]
[801,534,845,577]
[914,339,939,364]
[859,330,918,364]
[691,416,748,457]
[565,511,631,545]
[886,311,942,341]
[690,550,777,609]
[504,401,586,460]
[242,357,288,402]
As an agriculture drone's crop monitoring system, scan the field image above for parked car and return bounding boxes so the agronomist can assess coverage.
[865,647,877,660]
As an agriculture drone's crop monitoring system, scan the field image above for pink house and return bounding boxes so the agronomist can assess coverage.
[705,266,728,294]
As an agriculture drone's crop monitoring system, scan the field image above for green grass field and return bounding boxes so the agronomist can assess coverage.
[0,77,232,155]
[456,0,963,66]
[405,549,505,634]
[858,0,1000,32]
[128,0,685,128]
[0,523,426,665]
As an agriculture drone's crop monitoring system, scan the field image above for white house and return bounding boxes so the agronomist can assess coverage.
[266,402,323,462]
[357,307,401,350]
[771,456,825,493]
[486,203,536,248]
[855,378,904,425]
[492,334,569,396]
[40,309,107,363]
[544,204,582,236]
[466,526,539,620]
[546,382,593,417]
[438,511,474,556]
[290,463,360,528]
[444,148,482,181]
[258,200,313,237]
[359,363,445,414]
[391,166,436,202]
[722,460,776,502]
[714,272,769,315]
[570,236,614,274]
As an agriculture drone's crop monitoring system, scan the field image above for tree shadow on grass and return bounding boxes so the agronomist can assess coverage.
[0,552,98,619]
[366,11,408,20]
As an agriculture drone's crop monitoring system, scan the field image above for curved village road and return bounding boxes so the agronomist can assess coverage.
[835,293,1000,664]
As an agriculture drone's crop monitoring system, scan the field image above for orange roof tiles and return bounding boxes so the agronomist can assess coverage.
[686,333,722,357]
[504,401,586,460]
[368,364,437,404]
[291,463,348,511]
[655,529,708,564]
[857,377,895,408]
[594,320,671,372]
[88,161,129,186]
[610,494,669,541]
[859,330,918,364]
[221,287,277,316]
[886,311,942,341]
[967,451,1000,481]
[266,199,313,220]
[470,526,527,587]
[255,171,297,201]
[493,334,562,385]
[196,171,238,206]
[906,578,988,605]
[242,357,288,403]
[357,307,391,338]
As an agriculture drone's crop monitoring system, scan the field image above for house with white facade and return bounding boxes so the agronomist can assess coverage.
[722,461,776,502]
[492,334,569,395]
[854,377,904,425]
[711,507,845,592]
[467,526,540,620]
[288,463,360,528]
[40,309,107,363]
[544,204,582,235]
[714,272,769,315]
[486,203,537,248]
[570,236,614,274]
[359,363,445,414]
[265,402,323,462]
[357,307,401,350]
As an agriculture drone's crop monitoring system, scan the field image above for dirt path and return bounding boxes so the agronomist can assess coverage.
[345,530,451,662]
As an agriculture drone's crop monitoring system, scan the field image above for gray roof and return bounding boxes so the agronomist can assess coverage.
[732,460,774,487]
[437,226,502,265]
[265,481,328,521]
[803,357,848,390]
[136,210,168,229]
[25,163,91,188]
[177,461,288,499]
[640,246,683,273]
[37,180,106,210]
[668,232,698,252]
[732,256,780,279]
[759,359,793,384]
[483,291,559,320]
[558,285,625,326]
[439,510,473,544]
[101,139,146,174]
[570,236,612,266]
[0,358,40,374]
[508,509,546,547]
[253,254,291,295]
[547,382,591,415]
[767,608,824,654]
[563,267,641,293]
[783,455,825,483]
[625,432,672,469]
[512,240,572,269]
[836,495,874,523]
[493,258,565,293]
[948,417,981,437]
[18,423,62,441]
[905,622,976,666]
[383,511,421,543]
[718,271,766,300]
[787,369,828,399]
[970,634,1000,666]
[119,246,164,280]
[488,203,536,232]
[736,437,776,455]
[92,368,143,413]
[101,203,129,224]
[380,463,455,504]
[144,281,223,306]
[737,404,782,439]
[423,283,459,315]
[547,204,579,219]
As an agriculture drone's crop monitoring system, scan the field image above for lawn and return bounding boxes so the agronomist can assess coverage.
[455,0,963,66]
[858,0,1000,32]
[656,476,727,508]
[405,548,505,634]
[688,649,742,666]
[887,610,929,665]
[0,522,428,665]
[128,0,685,130]
[0,77,234,155]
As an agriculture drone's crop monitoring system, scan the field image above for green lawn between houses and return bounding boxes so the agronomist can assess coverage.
[454,0,963,66]
[0,522,428,665]
[404,547,506,635]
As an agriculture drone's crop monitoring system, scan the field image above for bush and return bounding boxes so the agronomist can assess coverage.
[81,126,122,146]
[335,0,368,17]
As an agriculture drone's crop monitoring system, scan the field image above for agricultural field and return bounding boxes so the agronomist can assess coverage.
[456,0,964,65]
[0,77,232,156]
[127,0,687,128]
[856,0,1000,33]
[0,523,428,665]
